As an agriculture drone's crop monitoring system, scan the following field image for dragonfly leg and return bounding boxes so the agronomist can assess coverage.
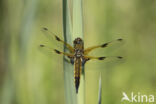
[84,38,123,55]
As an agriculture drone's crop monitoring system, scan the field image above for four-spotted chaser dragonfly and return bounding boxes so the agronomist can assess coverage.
[40,27,123,94]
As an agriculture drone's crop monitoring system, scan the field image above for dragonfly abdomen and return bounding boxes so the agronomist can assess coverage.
[74,76,80,93]
[74,58,82,93]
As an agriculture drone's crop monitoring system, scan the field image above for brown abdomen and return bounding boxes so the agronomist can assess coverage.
[74,58,82,93]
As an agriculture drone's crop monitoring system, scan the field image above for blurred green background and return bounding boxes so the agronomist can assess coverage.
[0,0,156,104]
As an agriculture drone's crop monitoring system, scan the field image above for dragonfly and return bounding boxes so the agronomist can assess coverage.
[40,27,123,94]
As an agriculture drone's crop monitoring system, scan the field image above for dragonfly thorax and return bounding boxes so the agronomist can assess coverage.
[73,37,84,58]
[74,49,83,58]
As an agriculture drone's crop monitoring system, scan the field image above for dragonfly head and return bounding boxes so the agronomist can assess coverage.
[73,37,84,49]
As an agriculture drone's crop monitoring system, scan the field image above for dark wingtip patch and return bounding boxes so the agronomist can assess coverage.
[98,57,106,60]
[55,36,61,41]
[101,43,108,48]
[117,56,123,59]
[40,44,45,47]
[43,27,48,31]
[117,38,123,41]
[54,49,61,54]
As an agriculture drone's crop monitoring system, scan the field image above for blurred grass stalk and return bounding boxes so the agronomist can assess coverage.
[15,0,38,103]
[73,0,85,104]
[63,0,84,104]
[5,0,38,104]
[62,0,77,104]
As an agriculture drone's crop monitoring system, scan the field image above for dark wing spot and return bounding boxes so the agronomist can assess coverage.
[87,58,90,60]
[98,57,106,60]
[54,49,61,54]
[40,44,45,47]
[117,38,123,41]
[117,56,123,59]
[43,27,48,31]
[55,36,61,41]
[101,43,108,48]
[86,58,90,61]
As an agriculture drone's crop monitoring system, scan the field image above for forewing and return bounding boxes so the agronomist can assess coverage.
[39,27,63,56]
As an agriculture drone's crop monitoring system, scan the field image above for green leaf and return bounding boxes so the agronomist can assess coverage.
[63,0,84,104]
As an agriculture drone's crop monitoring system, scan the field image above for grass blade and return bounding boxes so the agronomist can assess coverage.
[62,0,77,104]
[73,0,85,104]
[63,0,84,103]
[98,73,102,104]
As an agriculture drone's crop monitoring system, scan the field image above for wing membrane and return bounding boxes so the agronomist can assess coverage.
[85,55,124,71]
[41,27,74,53]
[84,38,124,55]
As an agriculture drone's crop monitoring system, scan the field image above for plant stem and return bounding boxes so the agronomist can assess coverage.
[63,0,84,104]
[63,0,77,104]
[73,0,85,104]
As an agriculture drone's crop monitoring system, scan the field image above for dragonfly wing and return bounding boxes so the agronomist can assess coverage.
[39,44,56,57]
[41,27,74,53]
[41,27,59,42]
[39,44,74,59]
[84,55,124,71]
[84,55,123,61]
[84,38,124,55]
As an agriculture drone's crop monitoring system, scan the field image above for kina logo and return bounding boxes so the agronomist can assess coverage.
[121,92,154,103]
